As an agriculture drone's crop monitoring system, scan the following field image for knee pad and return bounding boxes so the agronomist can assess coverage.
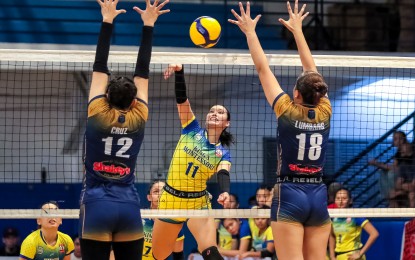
[201,246,223,260]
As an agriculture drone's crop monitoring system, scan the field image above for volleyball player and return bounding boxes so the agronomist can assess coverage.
[20,201,74,260]
[329,188,379,260]
[230,1,332,259]
[79,0,169,259]
[143,180,184,260]
[152,64,234,260]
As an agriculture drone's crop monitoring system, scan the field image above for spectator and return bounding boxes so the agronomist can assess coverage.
[328,188,379,260]
[70,235,81,260]
[255,185,273,207]
[217,193,240,250]
[219,218,251,258]
[0,227,20,256]
[369,131,414,207]
[388,142,415,207]
[327,182,342,208]
[240,206,275,260]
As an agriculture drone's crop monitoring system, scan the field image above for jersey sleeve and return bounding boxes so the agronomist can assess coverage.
[355,218,369,227]
[63,233,75,255]
[272,93,292,118]
[264,227,274,242]
[19,235,36,260]
[182,117,199,134]
[238,219,252,240]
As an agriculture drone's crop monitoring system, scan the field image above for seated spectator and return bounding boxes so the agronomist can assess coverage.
[388,142,415,207]
[239,205,275,260]
[219,218,251,258]
[369,130,414,207]
[217,193,240,250]
[0,227,20,256]
[70,235,81,260]
[255,185,273,207]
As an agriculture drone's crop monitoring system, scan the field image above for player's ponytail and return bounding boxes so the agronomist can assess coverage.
[219,108,235,147]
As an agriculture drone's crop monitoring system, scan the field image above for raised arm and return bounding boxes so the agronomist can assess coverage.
[229,2,282,107]
[279,0,315,72]
[133,0,170,104]
[163,64,195,126]
[89,0,126,101]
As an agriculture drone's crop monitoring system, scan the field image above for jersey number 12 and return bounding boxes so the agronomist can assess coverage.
[102,137,132,158]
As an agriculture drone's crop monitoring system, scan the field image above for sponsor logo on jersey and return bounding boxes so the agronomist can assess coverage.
[37,246,44,254]
[288,164,322,175]
[215,148,223,157]
[195,133,202,141]
[93,161,131,178]
[59,244,65,253]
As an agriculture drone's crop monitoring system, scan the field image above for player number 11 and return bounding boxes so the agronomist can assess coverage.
[185,162,199,178]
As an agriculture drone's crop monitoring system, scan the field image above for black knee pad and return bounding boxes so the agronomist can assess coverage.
[201,246,223,260]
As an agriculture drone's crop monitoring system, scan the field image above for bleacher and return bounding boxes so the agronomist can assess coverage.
[0,0,286,49]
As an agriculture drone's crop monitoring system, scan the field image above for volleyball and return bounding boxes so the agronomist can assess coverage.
[189,16,221,48]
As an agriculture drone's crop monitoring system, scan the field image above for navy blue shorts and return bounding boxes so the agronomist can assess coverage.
[80,200,143,242]
[270,183,331,226]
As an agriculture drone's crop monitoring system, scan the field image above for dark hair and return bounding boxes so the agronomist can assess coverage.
[229,193,239,204]
[295,71,328,106]
[335,187,352,200]
[40,200,60,209]
[256,184,273,193]
[38,201,60,229]
[394,130,408,143]
[147,179,165,195]
[107,76,137,110]
[219,107,235,147]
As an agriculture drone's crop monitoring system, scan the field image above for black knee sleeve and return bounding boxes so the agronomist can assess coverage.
[201,246,223,260]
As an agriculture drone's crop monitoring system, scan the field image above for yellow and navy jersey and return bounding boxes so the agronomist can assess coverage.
[20,230,74,260]
[332,217,368,253]
[217,220,233,250]
[142,218,184,259]
[272,93,331,178]
[82,95,148,204]
[166,118,231,192]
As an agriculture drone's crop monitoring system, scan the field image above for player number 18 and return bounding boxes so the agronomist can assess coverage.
[296,133,322,161]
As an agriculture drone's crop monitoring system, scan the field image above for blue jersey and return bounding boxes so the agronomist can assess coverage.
[81,95,148,204]
[272,93,331,179]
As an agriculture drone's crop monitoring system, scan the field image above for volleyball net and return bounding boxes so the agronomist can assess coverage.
[0,49,414,218]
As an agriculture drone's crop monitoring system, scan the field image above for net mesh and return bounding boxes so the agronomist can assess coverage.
[0,50,415,218]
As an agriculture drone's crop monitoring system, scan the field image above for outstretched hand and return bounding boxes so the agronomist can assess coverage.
[133,0,170,27]
[278,0,309,33]
[228,2,261,35]
[163,64,182,80]
[97,0,126,23]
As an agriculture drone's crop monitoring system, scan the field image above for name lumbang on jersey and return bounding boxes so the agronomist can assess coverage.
[294,120,325,130]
